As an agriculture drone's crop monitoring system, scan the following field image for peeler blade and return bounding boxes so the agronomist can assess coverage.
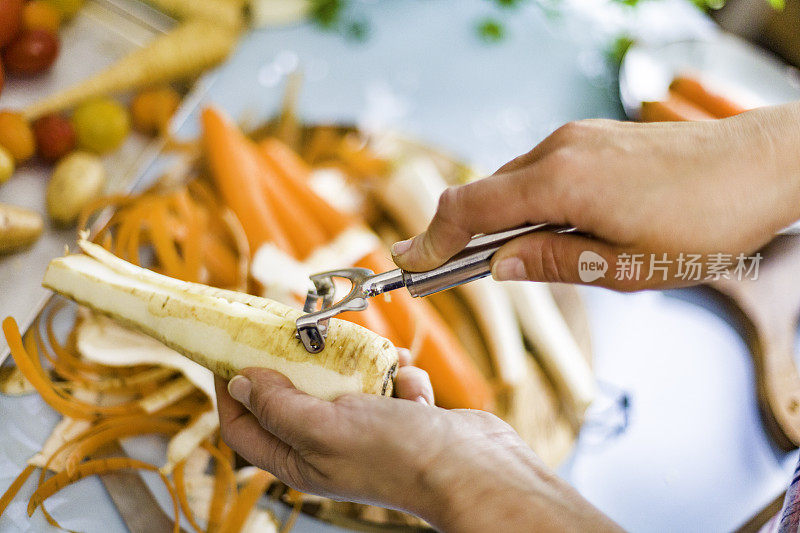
[295,268,375,353]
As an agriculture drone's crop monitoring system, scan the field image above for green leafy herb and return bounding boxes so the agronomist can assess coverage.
[310,0,345,29]
[477,18,505,43]
[346,19,370,42]
[608,34,634,66]
[491,0,525,7]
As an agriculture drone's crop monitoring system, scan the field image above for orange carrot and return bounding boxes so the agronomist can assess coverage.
[3,318,143,420]
[64,419,182,475]
[359,251,495,411]
[202,107,293,254]
[252,146,328,259]
[174,460,205,533]
[0,464,35,516]
[218,469,273,533]
[204,440,236,533]
[27,457,180,533]
[670,75,747,118]
[259,138,356,238]
[640,91,715,122]
[202,233,241,287]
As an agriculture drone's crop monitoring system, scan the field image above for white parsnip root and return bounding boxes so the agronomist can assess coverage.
[43,240,398,400]
[506,283,596,424]
[24,20,239,119]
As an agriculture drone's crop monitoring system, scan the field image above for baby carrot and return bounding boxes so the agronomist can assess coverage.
[201,107,293,255]
[640,91,715,122]
[670,75,746,118]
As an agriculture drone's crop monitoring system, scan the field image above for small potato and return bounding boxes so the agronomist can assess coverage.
[46,151,105,225]
[0,203,43,254]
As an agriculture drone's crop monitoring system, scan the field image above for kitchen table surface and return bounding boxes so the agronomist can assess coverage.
[1,1,796,531]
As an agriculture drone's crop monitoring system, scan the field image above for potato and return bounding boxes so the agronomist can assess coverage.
[0,203,43,254]
[46,151,105,225]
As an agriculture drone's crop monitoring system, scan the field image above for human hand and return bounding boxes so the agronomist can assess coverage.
[216,351,616,532]
[391,103,800,290]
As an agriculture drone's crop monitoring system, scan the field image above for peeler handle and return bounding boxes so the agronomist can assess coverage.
[402,223,575,297]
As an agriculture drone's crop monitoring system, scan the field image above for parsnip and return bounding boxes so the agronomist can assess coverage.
[506,282,596,424]
[24,20,239,119]
[43,240,398,400]
[459,278,527,386]
[144,0,244,29]
[248,0,310,28]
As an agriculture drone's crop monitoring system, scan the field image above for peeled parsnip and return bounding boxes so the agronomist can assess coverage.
[24,20,239,119]
[374,151,528,385]
[248,0,310,28]
[506,282,596,424]
[144,0,244,29]
[458,278,527,386]
[43,240,398,400]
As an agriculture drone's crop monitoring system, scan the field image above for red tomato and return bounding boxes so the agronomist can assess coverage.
[3,29,58,74]
[0,0,23,49]
[33,113,75,162]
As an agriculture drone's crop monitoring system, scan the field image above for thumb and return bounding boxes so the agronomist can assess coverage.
[489,232,638,291]
[231,368,334,445]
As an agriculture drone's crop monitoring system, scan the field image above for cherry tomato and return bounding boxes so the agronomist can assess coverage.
[3,29,58,75]
[0,0,23,49]
[33,113,75,162]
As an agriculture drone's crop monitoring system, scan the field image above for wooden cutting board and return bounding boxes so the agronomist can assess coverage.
[711,235,800,450]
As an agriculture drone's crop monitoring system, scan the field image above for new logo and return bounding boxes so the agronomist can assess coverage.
[578,250,607,283]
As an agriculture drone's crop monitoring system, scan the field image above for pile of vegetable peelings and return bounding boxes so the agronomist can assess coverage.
[0,0,242,254]
[0,101,597,530]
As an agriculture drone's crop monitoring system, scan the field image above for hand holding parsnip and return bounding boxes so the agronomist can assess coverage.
[217,363,619,533]
[392,102,800,291]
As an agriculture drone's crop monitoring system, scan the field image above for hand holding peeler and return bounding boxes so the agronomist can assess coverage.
[296,223,575,353]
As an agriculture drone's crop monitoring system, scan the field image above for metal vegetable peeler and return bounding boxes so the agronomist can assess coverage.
[296,223,576,353]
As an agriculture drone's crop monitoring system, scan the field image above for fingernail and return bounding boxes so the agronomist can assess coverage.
[492,257,527,281]
[391,239,413,257]
[415,395,431,406]
[228,375,252,406]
